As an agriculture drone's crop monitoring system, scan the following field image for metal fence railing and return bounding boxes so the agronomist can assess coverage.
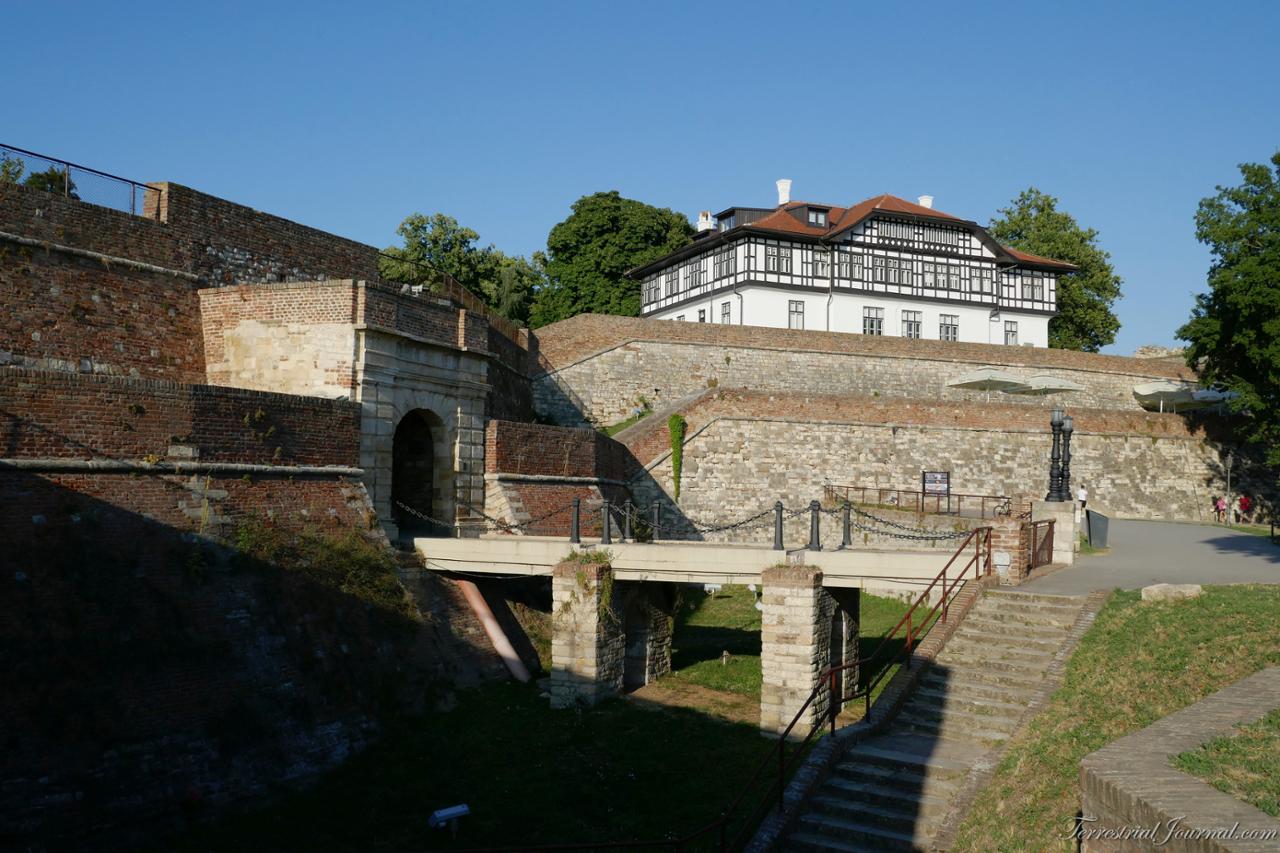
[1,143,163,219]
[824,483,1011,520]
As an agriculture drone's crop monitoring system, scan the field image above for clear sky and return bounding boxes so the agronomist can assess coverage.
[4,1,1277,353]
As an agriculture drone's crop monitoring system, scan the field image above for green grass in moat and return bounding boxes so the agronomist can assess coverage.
[953,585,1280,852]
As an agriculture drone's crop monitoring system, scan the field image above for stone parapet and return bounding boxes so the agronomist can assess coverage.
[1079,667,1280,852]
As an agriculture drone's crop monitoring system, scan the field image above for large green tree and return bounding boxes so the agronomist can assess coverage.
[381,212,542,325]
[989,188,1122,351]
[1178,151,1280,463]
[22,165,78,199]
[530,191,693,327]
[0,152,23,184]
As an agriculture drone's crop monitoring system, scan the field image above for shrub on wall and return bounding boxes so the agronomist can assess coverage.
[668,413,687,502]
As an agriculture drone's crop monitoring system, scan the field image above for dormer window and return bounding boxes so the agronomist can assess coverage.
[807,208,828,227]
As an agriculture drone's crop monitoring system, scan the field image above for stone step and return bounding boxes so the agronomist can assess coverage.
[932,656,1051,680]
[898,699,1020,730]
[830,757,962,799]
[947,632,1064,658]
[967,603,1081,627]
[894,711,1014,746]
[783,829,912,853]
[925,665,1047,692]
[809,794,936,837]
[912,686,1030,717]
[956,617,1070,640]
[820,776,957,820]
[793,813,928,851]
[845,743,973,781]
[919,674,1040,705]
[937,642,1056,668]
[985,590,1086,606]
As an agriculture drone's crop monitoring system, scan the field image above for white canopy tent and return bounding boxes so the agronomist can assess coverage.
[1003,374,1087,396]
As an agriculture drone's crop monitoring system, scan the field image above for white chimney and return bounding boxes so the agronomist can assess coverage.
[917,194,934,209]
[696,210,715,232]
[776,179,792,206]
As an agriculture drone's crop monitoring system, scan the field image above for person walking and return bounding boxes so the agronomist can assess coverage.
[1238,493,1252,525]
[1077,483,1088,511]
[1214,495,1227,524]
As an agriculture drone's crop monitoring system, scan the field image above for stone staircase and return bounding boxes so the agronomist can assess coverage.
[781,589,1087,852]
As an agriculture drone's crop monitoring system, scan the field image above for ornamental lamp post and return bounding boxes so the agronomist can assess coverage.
[1047,408,1065,501]
[1060,414,1075,503]
[1226,450,1235,523]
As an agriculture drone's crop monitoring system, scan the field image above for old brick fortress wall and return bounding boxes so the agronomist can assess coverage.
[483,419,632,537]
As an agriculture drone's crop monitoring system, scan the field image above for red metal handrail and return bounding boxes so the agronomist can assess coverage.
[441,527,993,853]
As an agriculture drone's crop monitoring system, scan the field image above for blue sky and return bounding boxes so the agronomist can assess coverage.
[4,1,1277,353]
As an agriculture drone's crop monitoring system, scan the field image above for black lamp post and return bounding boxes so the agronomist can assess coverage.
[1060,415,1075,503]
[1047,409,1065,501]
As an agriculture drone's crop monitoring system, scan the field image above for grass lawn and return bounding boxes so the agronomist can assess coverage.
[1174,707,1280,818]
[667,585,918,704]
[953,584,1280,852]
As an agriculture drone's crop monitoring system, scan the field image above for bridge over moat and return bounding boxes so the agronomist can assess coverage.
[415,530,1006,733]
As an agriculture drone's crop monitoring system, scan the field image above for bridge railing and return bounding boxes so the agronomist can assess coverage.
[442,526,994,852]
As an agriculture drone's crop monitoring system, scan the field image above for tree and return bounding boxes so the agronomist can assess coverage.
[989,188,1122,351]
[22,165,78,199]
[530,191,693,327]
[0,152,23,184]
[381,211,544,326]
[1177,151,1280,463]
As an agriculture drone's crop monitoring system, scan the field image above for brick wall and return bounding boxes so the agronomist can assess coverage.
[1,368,360,467]
[530,313,1199,425]
[1,233,205,383]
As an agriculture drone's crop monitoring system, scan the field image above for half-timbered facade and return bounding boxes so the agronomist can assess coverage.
[630,188,1075,347]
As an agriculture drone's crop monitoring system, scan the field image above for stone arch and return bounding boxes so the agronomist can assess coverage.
[391,408,450,536]
[623,595,652,692]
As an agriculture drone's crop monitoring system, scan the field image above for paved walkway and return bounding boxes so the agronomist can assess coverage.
[1022,519,1280,595]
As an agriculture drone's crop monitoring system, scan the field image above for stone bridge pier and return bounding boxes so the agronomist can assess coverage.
[760,565,860,736]
[549,559,675,708]
[547,558,860,735]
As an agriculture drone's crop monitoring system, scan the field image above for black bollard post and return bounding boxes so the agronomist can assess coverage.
[808,500,821,551]
[841,502,851,548]
[651,502,660,542]
[623,500,633,541]
[601,499,612,545]
[773,501,784,551]
[570,497,581,544]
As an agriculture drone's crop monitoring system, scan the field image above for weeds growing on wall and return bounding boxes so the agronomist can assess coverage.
[668,413,687,502]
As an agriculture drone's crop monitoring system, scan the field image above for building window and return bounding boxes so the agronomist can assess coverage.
[872,256,912,285]
[686,262,705,290]
[972,267,993,294]
[902,310,922,339]
[921,225,961,247]
[1005,321,1019,345]
[676,314,685,322]
[643,277,658,304]
[813,249,830,278]
[863,307,884,336]
[808,208,828,227]
[940,314,959,341]
[698,309,706,323]
[765,244,792,273]
[721,301,731,324]
[1021,274,1044,301]
[665,270,679,297]
[713,248,736,279]
[837,250,863,280]
[788,300,805,330]
[879,220,915,241]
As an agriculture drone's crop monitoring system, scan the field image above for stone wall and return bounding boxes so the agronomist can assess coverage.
[529,314,1198,426]
[624,391,1258,527]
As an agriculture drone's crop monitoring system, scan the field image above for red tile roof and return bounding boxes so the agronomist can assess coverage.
[741,194,1075,270]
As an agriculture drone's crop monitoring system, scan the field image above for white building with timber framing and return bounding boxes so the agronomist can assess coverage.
[629,181,1076,347]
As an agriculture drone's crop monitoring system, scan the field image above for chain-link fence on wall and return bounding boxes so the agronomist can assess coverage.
[1,143,162,219]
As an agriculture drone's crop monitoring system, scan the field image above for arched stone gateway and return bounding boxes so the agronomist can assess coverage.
[391,409,448,536]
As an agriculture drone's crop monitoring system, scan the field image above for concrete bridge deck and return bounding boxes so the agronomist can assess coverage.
[416,535,975,597]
